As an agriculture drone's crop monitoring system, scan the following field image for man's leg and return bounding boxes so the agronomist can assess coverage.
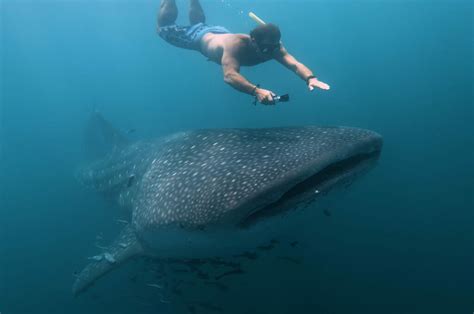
[189,0,206,25]
[158,0,178,27]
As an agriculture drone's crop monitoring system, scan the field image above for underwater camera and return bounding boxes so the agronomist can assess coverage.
[273,94,290,103]
[253,94,290,106]
[253,93,290,105]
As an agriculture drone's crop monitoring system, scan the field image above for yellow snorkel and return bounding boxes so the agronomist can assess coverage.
[248,12,266,25]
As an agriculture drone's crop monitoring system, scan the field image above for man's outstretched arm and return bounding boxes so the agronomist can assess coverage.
[275,46,330,91]
[221,52,276,104]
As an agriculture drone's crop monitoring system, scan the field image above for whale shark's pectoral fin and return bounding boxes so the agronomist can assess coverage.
[73,225,143,296]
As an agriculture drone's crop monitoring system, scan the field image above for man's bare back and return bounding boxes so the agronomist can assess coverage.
[201,33,271,66]
[158,0,330,105]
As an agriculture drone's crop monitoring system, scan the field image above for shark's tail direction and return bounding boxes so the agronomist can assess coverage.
[73,225,143,296]
[84,112,130,161]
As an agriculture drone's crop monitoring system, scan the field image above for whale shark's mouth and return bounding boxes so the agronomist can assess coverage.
[239,150,381,227]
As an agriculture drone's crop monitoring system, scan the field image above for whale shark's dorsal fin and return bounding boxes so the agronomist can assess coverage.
[73,225,143,296]
[84,112,130,160]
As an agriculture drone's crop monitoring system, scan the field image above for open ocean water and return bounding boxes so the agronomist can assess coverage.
[1,0,473,313]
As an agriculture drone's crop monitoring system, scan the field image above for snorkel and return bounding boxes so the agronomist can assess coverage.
[249,12,280,53]
[249,12,266,26]
[249,12,290,105]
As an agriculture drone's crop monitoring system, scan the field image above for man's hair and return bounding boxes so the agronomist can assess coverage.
[250,23,281,43]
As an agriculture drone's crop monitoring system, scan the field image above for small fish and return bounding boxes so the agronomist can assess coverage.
[323,209,332,217]
[104,253,116,264]
[215,268,244,281]
[87,255,103,262]
[208,259,240,268]
[160,296,170,304]
[94,243,108,250]
[234,251,258,260]
[118,243,128,248]
[127,129,137,134]
[146,283,163,289]
[343,180,355,189]
[290,241,299,248]
[116,219,129,224]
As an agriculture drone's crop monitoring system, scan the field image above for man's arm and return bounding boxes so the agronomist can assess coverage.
[275,46,330,91]
[221,52,256,95]
[221,52,276,104]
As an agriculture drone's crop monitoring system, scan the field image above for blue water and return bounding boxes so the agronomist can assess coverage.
[1,0,472,313]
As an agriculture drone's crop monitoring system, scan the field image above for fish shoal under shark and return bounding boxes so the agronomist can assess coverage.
[72,113,383,296]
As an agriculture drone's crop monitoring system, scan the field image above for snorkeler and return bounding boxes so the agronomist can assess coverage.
[157,0,330,105]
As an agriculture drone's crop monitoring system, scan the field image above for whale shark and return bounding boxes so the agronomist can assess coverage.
[73,113,383,295]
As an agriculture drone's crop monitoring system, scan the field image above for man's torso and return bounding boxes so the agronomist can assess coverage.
[200,33,272,66]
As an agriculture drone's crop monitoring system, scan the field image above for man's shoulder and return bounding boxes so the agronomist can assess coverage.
[224,34,250,51]
[231,33,250,39]
[232,33,250,43]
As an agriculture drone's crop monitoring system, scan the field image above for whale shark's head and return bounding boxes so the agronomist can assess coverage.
[132,126,383,233]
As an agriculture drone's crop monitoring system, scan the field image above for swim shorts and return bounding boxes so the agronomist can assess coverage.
[158,22,230,51]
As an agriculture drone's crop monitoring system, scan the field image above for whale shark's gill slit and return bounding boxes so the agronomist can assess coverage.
[239,151,381,228]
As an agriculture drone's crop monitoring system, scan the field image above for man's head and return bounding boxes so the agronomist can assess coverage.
[250,23,281,54]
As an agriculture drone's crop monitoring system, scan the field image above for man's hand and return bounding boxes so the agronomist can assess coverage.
[308,77,330,91]
[255,88,277,105]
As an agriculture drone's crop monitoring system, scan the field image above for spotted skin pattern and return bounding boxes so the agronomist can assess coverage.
[73,125,382,296]
[79,127,381,230]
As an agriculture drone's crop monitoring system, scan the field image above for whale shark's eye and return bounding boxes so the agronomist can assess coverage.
[127,175,136,188]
